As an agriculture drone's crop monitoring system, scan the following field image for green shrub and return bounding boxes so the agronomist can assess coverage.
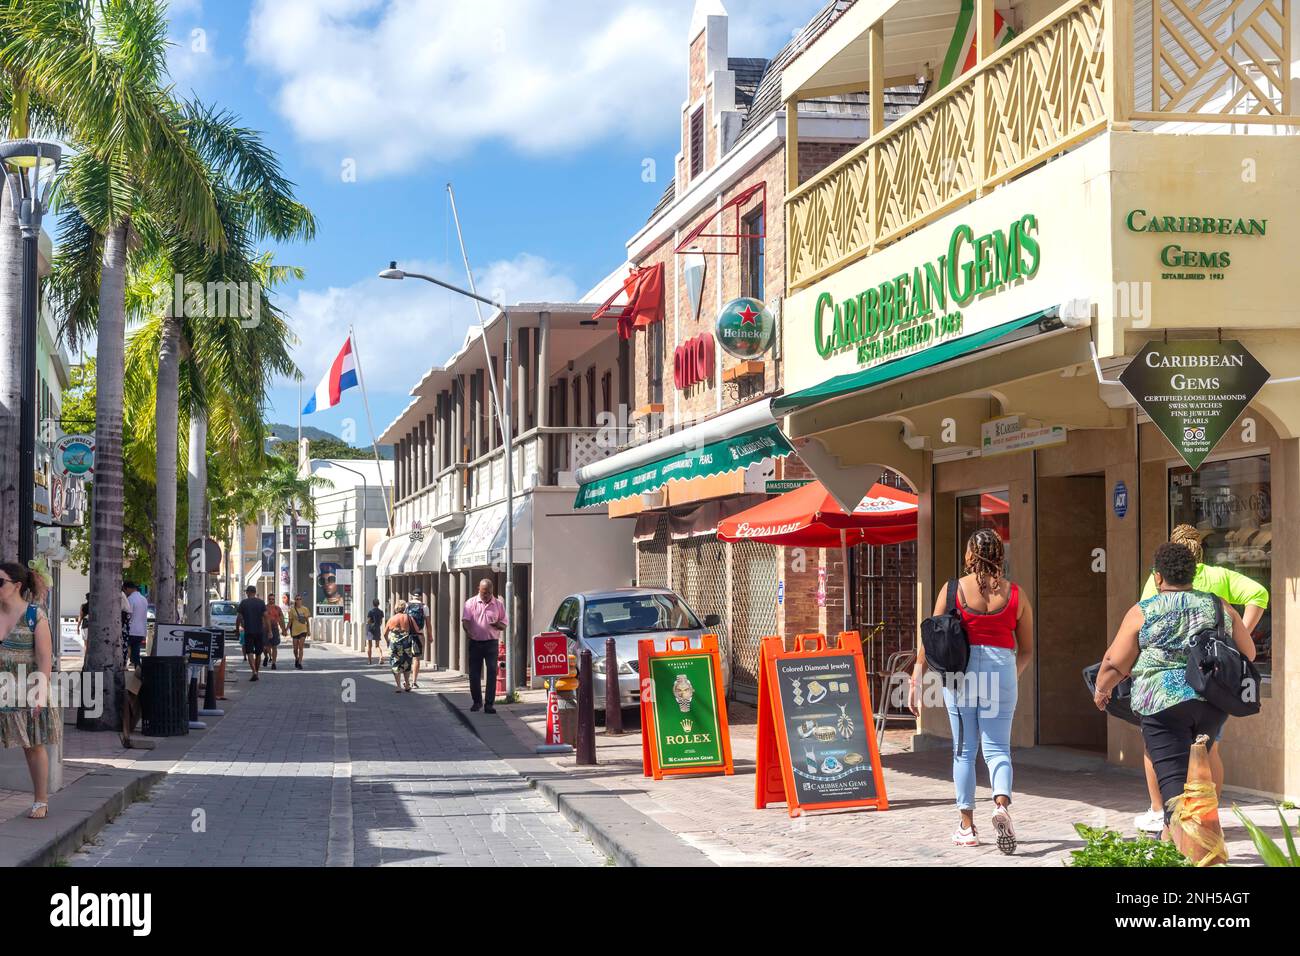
[1232,806,1298,867]
[1068,823,1190,867]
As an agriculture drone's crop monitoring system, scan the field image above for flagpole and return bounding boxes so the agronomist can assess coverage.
[348,325,394,534]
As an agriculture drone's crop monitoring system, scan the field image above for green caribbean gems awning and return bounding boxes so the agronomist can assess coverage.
[773,309,1054,414]
[574,423,794,509]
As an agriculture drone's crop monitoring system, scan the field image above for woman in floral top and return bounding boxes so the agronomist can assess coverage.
[1093,543,1255,844]
[0,561,60,819]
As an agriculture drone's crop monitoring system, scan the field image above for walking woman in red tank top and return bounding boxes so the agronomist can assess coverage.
[910,529,1034,853]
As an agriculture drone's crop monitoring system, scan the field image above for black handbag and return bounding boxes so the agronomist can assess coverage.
[921,579,970,676]
[1082,662,1140,726]
[1186,597,1262,717]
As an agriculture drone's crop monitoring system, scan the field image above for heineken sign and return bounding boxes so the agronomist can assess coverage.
[813,213,1040,368]
[716,297,775,358]
[1119,340,1270,470]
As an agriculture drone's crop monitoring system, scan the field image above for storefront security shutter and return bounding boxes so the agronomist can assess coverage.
[635,514,669,589]
[728,539,778,704]
[671,535,729,680]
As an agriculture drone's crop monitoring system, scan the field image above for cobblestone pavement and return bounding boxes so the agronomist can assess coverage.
[70,646,606,867]
[491,688,1289,867]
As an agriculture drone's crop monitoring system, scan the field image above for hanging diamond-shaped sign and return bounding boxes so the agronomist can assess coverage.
[682,249,707,322]
[1119,339,1270,471]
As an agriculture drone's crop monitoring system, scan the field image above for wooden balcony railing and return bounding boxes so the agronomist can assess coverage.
[786,0,1293,292]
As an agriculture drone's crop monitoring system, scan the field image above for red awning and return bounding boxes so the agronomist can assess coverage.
[717,481,918,548]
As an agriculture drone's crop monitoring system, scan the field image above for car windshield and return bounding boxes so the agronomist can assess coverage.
[584,594,700,637]
[210,602,237,617]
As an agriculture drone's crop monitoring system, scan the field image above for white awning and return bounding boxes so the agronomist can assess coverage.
[398,530,441,575]
[448,499,533,569]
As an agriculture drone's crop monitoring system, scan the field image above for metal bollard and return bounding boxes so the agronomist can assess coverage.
[605,638,623,735]
[576,648,597,765]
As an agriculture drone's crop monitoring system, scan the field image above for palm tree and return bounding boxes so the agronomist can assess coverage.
[257,455,331,605]
[143,101,313,623]
[40,0,223,730]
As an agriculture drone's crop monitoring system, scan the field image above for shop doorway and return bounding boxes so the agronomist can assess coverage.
[1035,475,1107,751]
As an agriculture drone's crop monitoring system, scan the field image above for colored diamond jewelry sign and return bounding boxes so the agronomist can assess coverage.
[1119,340,1269,471]
[716,297,775,358]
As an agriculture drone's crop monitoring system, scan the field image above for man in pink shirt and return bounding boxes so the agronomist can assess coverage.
[462,578,507,713]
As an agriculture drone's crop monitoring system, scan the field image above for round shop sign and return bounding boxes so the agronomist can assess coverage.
[715,297,775,359]
[55,434,95,477]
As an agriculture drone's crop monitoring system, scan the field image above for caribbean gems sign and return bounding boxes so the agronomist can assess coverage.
[813,213,1041,368]
[1124,209,1266,280]
[1119,340,1270,470]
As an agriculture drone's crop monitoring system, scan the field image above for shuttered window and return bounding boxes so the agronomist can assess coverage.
[689,106,705,178]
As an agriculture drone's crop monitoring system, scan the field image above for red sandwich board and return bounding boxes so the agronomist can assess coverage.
[533,632,570,679]
[638,634,734,781]
[755,631,889,816]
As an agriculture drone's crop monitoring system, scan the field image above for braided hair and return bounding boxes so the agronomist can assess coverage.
[1169,524,1204,564]
[964,528,1005,595]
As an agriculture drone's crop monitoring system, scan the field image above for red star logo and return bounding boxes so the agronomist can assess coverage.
[738,305,759,325]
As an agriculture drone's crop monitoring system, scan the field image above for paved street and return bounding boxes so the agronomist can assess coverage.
[70,645,607,867]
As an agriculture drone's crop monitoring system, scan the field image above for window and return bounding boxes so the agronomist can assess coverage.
[956,491,1011,578]
[649,320,665,405]
[689,106,705,178]
[583,593,701,637]
[551,597,579,632]
[1169,455,1272,675]
[743,207,765,300]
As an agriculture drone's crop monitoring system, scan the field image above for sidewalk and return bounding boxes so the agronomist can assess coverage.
[437,677,1289,867]
[0,665,245,867]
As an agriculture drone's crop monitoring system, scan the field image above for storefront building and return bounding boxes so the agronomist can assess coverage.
[574,1,925,702]
[372,296,634,680]
[777,0,1300,797]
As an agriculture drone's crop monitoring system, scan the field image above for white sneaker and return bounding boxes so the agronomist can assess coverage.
[992,805,1016,855]
[952,823,979,847]
[1135,808,1164,835]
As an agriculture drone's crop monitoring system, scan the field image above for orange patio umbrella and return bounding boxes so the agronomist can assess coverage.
[717,480,918,548]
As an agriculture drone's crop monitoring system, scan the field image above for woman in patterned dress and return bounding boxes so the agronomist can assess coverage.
[384,600,416,692]
[1093,542,1256,848]
[0,561,60,819]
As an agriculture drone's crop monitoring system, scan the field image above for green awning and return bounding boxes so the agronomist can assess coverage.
[574,423,794,509]
[773,310,1054,414]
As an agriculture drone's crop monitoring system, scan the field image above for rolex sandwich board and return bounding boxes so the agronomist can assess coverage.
[755,632,889,816]
[638,634,734,781]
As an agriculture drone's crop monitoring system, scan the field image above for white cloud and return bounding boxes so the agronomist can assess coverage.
[245,0,825,177]
[284,253,579,394]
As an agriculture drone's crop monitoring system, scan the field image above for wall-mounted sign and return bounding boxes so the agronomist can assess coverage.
[755,632,889,816]
[261,530,275,574]
[682,250,707,322]
[980,415,1066,457]
[33,467,52,525]
[638,634,734,781]
[282,523,310,550]
[1119,340,1269,471]
[673,331,715,389]
[716,297,775,359]
[1113,480,1129,519]
[1124,209,1266,281]
[55,434,95,478]
[765,479,811,494]
[813,213,1041,367]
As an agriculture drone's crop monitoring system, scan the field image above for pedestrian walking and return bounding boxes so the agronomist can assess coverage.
[1130,524,1269,835]
[77,593,89,642]
[0,561,59,819]
[910,528,1034,853]
[384,600,417,692]
[1093,542,1255,854]
[265,599,284,670]
[287,595,311,669]
[366,598,385,664]
[405,589,428,687]
[236,586,268,681]
[461,578,506,714]
[121,581,149,668]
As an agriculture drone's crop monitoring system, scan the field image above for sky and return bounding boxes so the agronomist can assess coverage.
[157,0,829,440]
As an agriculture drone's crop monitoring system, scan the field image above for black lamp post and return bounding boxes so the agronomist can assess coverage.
[2,138,62,564]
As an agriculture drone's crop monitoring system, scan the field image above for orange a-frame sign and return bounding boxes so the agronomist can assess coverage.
[755,632,889,816]
[639,634,735,781]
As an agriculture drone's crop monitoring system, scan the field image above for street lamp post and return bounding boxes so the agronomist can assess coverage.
[2,139,62,564]
[379,263,517,696]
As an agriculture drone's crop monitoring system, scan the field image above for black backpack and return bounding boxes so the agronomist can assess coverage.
[406,602,426,634]
[920,579,970,676]
[1186,596,1262,718]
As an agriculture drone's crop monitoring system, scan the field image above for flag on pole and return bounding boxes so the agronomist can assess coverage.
[303,337,359,414]
[938,1,1015,89]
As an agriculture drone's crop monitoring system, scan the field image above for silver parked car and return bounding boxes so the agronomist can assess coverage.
[547,588,723,712]
[209,600,239,647]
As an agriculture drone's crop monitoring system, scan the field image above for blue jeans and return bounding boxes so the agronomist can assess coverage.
[942,644,1018,811]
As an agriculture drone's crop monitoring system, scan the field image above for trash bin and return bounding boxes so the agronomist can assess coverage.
[140,655,189,737]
